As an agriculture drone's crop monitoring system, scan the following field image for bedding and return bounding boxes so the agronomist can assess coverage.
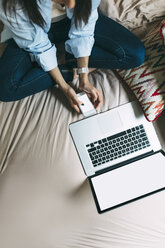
[99,0,165,30]
[0,0,165,248]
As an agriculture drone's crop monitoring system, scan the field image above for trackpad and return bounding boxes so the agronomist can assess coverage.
[91,152,165,212]
[97,111,123,134]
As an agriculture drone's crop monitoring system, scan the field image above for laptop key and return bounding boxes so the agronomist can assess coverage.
[88,147,96,152]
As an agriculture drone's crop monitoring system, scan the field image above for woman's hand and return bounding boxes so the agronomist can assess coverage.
[79,74,102,110]
[62,84,82,113]
[49,67,83,113]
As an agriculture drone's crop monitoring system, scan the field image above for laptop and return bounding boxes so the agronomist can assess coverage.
[69,101,165,213]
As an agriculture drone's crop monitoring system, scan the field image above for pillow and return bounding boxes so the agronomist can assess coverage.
[116,20,165,121]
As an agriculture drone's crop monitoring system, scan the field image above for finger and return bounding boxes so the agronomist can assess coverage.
[94,91,102,109]
[69,97,81,113]
[87,90,99,108]
[67,87,83,106]
[71,102,81,113]
[92,90,98,102]
[87,93,92,100]
[97,90,102,104]
[74,105,81,113]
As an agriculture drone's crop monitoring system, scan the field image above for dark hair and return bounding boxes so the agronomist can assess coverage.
[74,0,92,28]
[2,0,46,28]
[2,0,92,29]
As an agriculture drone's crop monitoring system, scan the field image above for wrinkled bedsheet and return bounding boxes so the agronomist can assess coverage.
[0,1,165,247]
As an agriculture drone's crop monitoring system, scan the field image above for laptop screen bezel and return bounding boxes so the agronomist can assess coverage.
[88,150,165,214]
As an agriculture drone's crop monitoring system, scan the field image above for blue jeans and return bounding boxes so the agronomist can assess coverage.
[0,13,145,101]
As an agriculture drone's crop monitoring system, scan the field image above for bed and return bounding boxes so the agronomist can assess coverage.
[0,0,165,247]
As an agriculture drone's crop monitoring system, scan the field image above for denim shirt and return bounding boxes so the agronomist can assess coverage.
[0,0,101,71]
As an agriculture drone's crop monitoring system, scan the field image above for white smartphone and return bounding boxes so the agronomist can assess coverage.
[77,92,97,117]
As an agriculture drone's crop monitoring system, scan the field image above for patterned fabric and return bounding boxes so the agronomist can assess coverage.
[117,20,165,121]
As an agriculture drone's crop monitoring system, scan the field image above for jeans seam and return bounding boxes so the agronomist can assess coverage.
[13,68,73,89]
[11,53,28,88]
[11,66,73,91]
[15,72,50,88]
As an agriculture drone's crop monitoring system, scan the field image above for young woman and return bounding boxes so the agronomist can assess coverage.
[0,0,145,113]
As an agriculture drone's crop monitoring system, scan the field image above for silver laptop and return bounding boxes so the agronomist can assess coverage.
[69,101,165,213]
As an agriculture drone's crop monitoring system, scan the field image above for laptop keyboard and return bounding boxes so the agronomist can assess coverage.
[86,125,151,167]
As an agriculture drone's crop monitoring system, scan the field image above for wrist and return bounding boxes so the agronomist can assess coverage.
[49,67,68,91]
[58,81,69,91]
[77,67,89,75]
[79,72,88,81]
[79,75,89,85]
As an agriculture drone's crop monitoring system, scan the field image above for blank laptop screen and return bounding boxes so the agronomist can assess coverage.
[91,152,165,211]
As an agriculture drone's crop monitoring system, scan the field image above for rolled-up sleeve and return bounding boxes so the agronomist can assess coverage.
[30,44,57,72]
[23,27,58,71]
[65,0,100,58]
[10,24,57,71]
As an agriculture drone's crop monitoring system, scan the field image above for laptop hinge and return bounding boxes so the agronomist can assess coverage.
[92,150,159,177]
